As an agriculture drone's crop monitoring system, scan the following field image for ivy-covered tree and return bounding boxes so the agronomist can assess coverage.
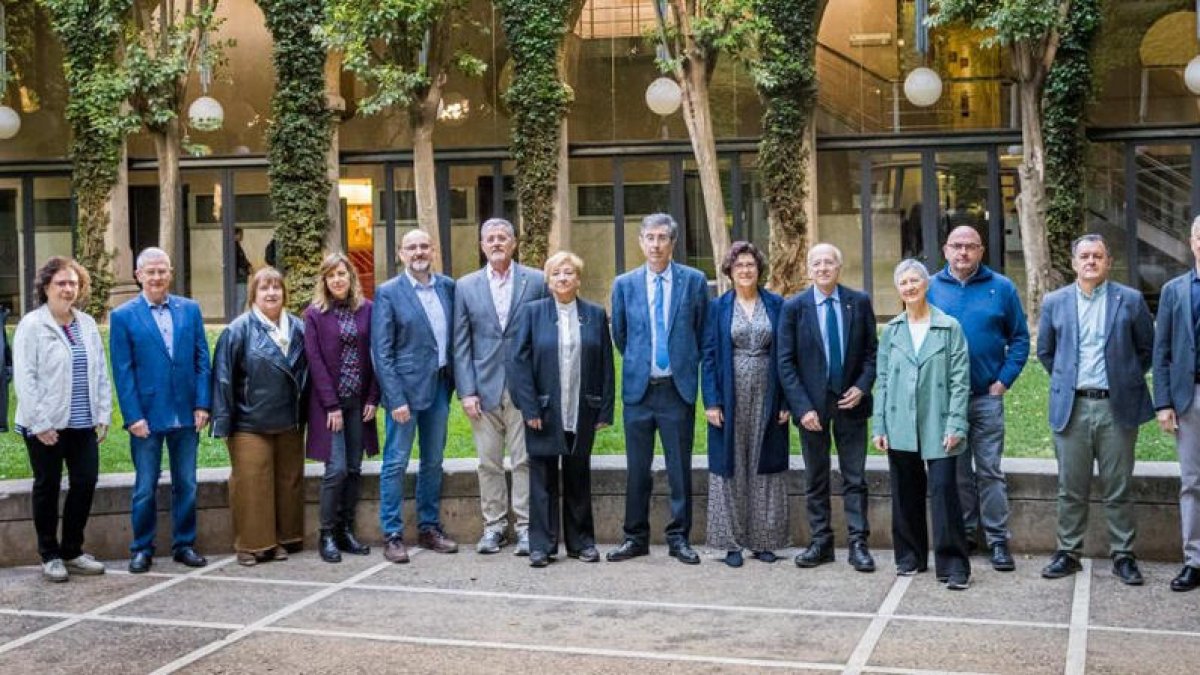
[322,0,485,254]
[930,0,1072,318]
[39,0,139,317]
[256,0,333,311]
[125,0,227,272]
[752,0,827,295]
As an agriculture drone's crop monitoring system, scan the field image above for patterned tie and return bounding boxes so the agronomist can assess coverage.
[826,297,843,393]
[654,273,669,370]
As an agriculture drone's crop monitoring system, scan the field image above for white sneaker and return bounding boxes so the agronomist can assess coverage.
[64,553,106,576]
[42,558,68,583]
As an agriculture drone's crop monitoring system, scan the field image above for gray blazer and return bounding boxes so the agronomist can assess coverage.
[1152,271,1199,414]
[452,263,547,412]
[1037,280,1154,432]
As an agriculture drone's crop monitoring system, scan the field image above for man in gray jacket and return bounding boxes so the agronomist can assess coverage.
[453,218,547,555]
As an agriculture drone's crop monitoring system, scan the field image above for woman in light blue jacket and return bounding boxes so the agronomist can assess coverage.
[872,259,971,589]
[13,257,112,583]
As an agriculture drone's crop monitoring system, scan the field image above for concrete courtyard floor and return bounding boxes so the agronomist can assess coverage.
[0,544,1197,674]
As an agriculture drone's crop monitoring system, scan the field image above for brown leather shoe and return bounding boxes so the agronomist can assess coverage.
[384,536,410,564]
[418,528,459,554]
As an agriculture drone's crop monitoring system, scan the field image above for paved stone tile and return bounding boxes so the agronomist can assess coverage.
[1088,561,1200,633]
[364,545,894,614]
[869,620,1068,675]
[103,577,320,625]
[0,614,59,643]
[277,586,869,664]
[895,559,1074,624]
[1086,629,1200,675]
[210,549,384,584]
[0,621,228,674]
[0,565,161,614]
[185,632,834,674]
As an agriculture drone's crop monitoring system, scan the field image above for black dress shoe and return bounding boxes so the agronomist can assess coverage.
[172,547,207,568]
[990,542,1016,572]
[724,550,744,568]
[848,540,876,573]
[751,550,778,563]
[1170,565,1200,592]
[529,551,551,568]
[793,542,834,568]
[1112,555,1144,586]
[335,526,371,555]
[568,546,600,563]
[669,543,701,565]
[128,551,152,574]
[318,530,342,563]
[606,540,649,562]
[1041,551,1081,579]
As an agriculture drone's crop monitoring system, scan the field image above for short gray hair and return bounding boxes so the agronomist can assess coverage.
[892,258,930,286]
[1070,233,1109,258]
[136,247,171,270]
[480,218,515,239]
[640,213,679,241]
[807,243,843,266]
[1191,215,1200,239]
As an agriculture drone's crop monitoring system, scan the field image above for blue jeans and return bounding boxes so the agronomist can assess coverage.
[378,379,450,537]
[130,427,199,554]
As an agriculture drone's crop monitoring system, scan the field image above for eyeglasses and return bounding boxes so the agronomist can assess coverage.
[946,243,982,252]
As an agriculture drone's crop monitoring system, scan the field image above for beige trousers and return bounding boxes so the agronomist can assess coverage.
[227,430,306,554]
[471,389,530,532]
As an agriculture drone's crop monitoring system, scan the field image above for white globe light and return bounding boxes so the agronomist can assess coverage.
[187,95,224,132]
[1186,55,1200,95]
[904,67,943,107]
[645,77,682,116]
[0,105,20,140]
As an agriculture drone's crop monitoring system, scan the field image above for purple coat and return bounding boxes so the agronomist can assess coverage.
[303,301,381,462]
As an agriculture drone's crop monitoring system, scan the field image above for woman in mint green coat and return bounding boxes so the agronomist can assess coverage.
[872,259,972,590]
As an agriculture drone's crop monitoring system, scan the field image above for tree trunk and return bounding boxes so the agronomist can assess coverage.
[679,64,730,290]
[106,141,139,307]
[411,84,443,270]
[154,116,182,279]
[1016,71,1052,321]
[767,117,816,294]
[549,117,571,253]
[325,51,345,254]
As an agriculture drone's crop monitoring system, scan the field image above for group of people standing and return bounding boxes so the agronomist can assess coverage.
[11,212,1200,594]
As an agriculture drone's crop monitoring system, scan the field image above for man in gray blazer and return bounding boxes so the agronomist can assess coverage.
[1151,215,1200,592]
[1037,233,1154,586]
[453,218,547,555]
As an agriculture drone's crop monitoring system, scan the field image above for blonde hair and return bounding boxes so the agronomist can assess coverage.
[247,266,287,310]
[544,251,585,278]
[311,253,363,312]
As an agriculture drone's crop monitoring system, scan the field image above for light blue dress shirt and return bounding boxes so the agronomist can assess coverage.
[407,271,448,368]
[1075,281,1109,390]
[646,264,673,378]
[814,285,843,370]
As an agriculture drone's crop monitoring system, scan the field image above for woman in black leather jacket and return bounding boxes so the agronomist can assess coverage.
[212,267,309,566]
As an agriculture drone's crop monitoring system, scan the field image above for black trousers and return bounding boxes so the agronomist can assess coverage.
[622,380,695,547]
[800,396,870,546]
[888,450,970,579]
[318,398,366,531]
[529,433,595,555]
[26,427,99,563]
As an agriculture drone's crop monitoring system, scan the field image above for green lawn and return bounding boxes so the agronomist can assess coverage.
[0,327,1180,480]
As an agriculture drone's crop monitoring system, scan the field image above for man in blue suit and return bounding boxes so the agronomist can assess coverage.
[1037,233,1154,585]
[372,229,459,564]
[777,243,878,572]
[110,248,211,573]
[607,213,709,564]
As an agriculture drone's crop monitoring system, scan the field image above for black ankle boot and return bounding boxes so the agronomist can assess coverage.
[335,525,371,555]
[319,529,342,563]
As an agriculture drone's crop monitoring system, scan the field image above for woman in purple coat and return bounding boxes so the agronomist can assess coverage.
[303,253,380,563]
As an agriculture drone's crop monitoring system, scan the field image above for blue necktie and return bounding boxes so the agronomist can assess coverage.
[654,274,669,370]
[825,297,843,393]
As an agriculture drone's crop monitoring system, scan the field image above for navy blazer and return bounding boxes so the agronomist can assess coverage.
[776,284,878,422]
[701,289,789,477]
[371,273,455,412]
[1037,281,1154,432]
[508,297,615,457]
[110,294,212,432]
[611,261,709,405]
[1153,272,1200,414]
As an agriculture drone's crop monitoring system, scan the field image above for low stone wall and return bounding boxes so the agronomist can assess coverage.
[0,456,1185,567]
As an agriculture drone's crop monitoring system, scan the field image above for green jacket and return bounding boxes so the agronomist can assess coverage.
[872,306,970,460]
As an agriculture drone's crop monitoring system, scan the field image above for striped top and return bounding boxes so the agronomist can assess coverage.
[62,320,93,429]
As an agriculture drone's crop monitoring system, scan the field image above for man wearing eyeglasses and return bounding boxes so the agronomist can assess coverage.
[927,225,1030,572]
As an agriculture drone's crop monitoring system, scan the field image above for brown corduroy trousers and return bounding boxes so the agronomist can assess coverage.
[227,430,305,554]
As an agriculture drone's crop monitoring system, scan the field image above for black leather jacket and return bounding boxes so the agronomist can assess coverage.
[211,312,308,437]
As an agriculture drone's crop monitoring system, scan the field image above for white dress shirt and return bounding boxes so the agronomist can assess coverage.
[488,264,513,332]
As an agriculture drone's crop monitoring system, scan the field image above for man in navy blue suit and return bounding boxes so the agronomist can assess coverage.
[372,229,459,564]
[110,248,211,573]
[777,243,878,572]
[607,213,709,564]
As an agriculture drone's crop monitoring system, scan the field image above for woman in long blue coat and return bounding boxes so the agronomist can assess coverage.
[701,241,790,567]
